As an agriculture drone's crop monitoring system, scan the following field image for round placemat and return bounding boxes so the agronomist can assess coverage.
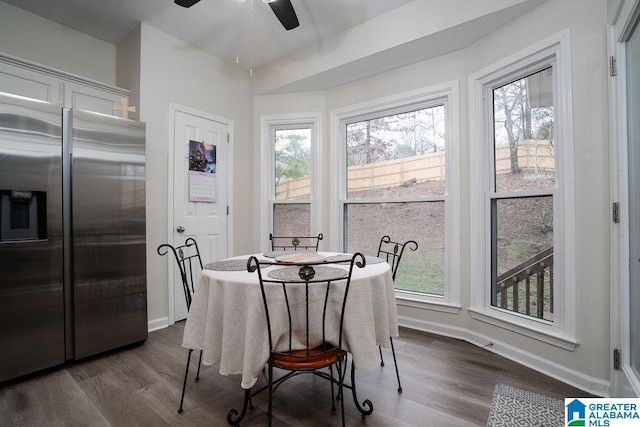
[323,254,353,263]
[323,254,386,265]
[204,259,251,271]
[263,250,314,258]
[267,265,348,281]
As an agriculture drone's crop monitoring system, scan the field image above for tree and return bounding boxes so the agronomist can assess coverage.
[346,117,394,166]
[493,69,555,176]
[346,106,446,166]
[394,107,445,156]
[494,81,528,174]
[275,130,311,184]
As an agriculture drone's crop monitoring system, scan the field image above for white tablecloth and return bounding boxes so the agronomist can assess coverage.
[181,252,398,389]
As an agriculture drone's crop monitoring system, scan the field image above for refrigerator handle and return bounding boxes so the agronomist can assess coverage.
[62,108,75,360]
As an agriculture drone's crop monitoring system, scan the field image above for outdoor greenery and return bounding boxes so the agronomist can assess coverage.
[274,128,311,184]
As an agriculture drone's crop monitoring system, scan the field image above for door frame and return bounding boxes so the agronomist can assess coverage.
[167,102,234,325]
[609,0,640,397]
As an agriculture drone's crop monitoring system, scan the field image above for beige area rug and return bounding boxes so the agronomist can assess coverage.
[486,383,565,427]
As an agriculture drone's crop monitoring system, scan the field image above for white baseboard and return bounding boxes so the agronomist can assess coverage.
[398,315,610,397]
[148,316,169,332]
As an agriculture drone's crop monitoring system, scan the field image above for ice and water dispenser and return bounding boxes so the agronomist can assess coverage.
[0,190,47,242]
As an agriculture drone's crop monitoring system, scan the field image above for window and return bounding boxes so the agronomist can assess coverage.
[491,68,555,319]
[344,107,445,295]
[273,128,312,236]
[469,31,577,348]
[260,114,321,251]
[331,83,460,308]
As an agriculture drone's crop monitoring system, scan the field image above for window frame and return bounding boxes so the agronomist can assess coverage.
[260,113,322,252]
[330,82,461,313]
[468,30,578,350]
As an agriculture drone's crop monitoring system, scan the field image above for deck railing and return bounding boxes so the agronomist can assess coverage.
[495,247,554,320]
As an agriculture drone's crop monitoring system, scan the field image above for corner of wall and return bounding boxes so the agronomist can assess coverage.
[116,24,142,122]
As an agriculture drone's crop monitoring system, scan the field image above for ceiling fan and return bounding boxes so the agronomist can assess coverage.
[174,0,300,31]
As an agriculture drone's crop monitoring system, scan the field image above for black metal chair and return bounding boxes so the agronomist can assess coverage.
[376,235,418,393]
[269,232,323,251]
[157,238,204,414]
[227,253,368,426]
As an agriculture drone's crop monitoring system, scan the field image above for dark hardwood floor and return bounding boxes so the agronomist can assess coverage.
[0,323,590,426]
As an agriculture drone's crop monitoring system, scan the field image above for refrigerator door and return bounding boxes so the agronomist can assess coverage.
[70,109,147,359]
[0,93,65,382]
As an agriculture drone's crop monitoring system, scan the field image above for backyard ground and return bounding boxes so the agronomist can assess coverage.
[275,172,554,310]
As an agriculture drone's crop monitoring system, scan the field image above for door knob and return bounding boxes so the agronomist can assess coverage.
[176,226,185,233]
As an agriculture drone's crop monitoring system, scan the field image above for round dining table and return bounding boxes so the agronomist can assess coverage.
[181,251,398,389]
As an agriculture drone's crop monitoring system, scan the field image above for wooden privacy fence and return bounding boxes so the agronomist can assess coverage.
[275,140,554,200]
[494,139,555,176]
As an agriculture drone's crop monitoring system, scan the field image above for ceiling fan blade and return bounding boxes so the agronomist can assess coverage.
[174,0,201,8]
[268,0,299,31]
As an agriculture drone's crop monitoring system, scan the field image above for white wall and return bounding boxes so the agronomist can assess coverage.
[0,2,116,85]
[137,24,251,326]
[116,26,142,122]
[252,0,610,395]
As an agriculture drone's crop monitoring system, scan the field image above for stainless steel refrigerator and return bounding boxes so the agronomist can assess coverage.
[0,92,147,383]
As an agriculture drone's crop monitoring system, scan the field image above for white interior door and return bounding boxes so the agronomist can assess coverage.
[626,9,640,396]
[611,0,640,397]
[172,106,229,322]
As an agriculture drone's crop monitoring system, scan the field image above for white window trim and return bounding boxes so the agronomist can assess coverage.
[330,81,461,309]
[468,29,578,350]
[260,113,322,253]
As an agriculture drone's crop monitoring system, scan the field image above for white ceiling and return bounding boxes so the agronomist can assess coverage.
[2,0,548,93]
[1,0,415,70]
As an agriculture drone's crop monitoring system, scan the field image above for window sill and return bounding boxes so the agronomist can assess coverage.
[395,292,462,314]
[468,307,579,351]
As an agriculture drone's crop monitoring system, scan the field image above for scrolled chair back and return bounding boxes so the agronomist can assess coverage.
[376,235,418,281]
[157,237,203,309]
[269,233,324,251]
[247,252,365,360]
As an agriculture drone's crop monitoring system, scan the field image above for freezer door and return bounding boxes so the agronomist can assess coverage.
[71,109,147,359]
[0,93,65,382]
